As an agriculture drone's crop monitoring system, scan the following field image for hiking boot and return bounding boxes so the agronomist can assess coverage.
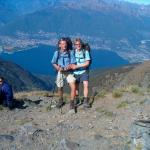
[83,97,90,108]
[56,98,65,109]
[70,100,75,109]
[75,96,84,107]
[69,100,77,114]
[74,96,80,106]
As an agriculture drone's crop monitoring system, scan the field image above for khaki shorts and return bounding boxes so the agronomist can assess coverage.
[56,71,76,88]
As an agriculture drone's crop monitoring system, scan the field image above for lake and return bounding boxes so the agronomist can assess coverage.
[1,45,129,75]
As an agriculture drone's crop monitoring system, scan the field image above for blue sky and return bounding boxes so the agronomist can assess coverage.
[123,0,150,5]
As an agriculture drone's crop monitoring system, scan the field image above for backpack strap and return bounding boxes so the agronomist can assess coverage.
[83,49,86,59]
[56,50,72,66]
[68,50,71,64]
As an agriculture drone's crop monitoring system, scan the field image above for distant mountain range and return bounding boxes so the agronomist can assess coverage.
[0,58,52,92]
[0,0,150,63]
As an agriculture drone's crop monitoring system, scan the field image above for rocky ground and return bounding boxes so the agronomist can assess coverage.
[0,89,150,150]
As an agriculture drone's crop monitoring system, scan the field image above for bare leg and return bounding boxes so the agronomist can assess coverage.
[58,87,63,99]
[75,83,79,97]
[56,87,65,108]
[83,81,89,98]
[69,82,76,100]
[83,81,90,108]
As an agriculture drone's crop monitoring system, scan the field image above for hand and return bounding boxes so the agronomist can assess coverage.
[56,66,62,71]
[70,64,78,70]
[59,67,64,72]
[64,64,72,71]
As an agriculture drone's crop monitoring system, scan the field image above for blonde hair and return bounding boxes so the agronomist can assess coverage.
[74,38,83,46]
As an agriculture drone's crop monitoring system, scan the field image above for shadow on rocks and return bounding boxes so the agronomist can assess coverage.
[13,99,28,109]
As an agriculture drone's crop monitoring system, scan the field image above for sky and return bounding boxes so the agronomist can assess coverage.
[123,0,150,5]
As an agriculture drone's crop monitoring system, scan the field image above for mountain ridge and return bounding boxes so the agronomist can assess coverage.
[89,61,150,94]
[0,58,52,92]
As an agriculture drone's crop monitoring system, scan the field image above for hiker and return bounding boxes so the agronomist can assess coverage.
[71,38,91,108]
[51,37,77,113]
[0,77,14,110]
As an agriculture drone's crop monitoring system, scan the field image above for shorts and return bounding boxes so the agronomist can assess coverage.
[56,71,76,88]
[74,72,89,83]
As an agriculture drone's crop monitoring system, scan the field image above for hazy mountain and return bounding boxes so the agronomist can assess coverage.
[0,0,54,25]
[2,0,150,16]
[0,58,52,92]
[0,0,150,63]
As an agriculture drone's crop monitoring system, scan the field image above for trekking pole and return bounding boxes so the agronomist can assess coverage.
[49,69,59,110]
[50,79,63,114]
[51,70,67,115]
[58,74,68,115]
[56,71,65,115]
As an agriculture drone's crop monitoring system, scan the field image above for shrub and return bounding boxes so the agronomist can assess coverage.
[117,101,129,109]
[112,90,123,98]
[128,85,140,93]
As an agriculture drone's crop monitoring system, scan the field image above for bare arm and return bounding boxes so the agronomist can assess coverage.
[77,60,90,68]
[53,64,63,71]
[71,61,90,70]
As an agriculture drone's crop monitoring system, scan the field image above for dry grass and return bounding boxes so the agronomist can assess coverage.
[95,107,114,117]
[14,91,53,99]
[117,101,129,109]
[14,90,70,101]
[96,89,107,98]
[15,118,33,125]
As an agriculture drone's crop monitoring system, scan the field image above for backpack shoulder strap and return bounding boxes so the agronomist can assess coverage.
[68,50,71,64]
[82,49,86,59]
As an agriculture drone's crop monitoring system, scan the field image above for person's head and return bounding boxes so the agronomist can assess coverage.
[58,37,68,52]
[74,38,83,51]
[0,77,4,85]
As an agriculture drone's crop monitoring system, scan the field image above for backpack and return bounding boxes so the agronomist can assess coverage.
[82,43,92,68]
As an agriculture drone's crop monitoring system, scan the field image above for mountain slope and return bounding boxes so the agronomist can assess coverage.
[89,61,150,93]
[0,59,52,92]
[115,61,150,88]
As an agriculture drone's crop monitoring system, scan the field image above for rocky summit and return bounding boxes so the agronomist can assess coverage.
[0,88,149,149]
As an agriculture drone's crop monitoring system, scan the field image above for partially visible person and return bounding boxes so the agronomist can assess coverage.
[0,77,14,110]
[51,38,77,113]
[71,38,91,108]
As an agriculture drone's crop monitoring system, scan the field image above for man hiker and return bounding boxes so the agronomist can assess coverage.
[0,77,14,110]
[51,37,77,113]
[71,38,91,108]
